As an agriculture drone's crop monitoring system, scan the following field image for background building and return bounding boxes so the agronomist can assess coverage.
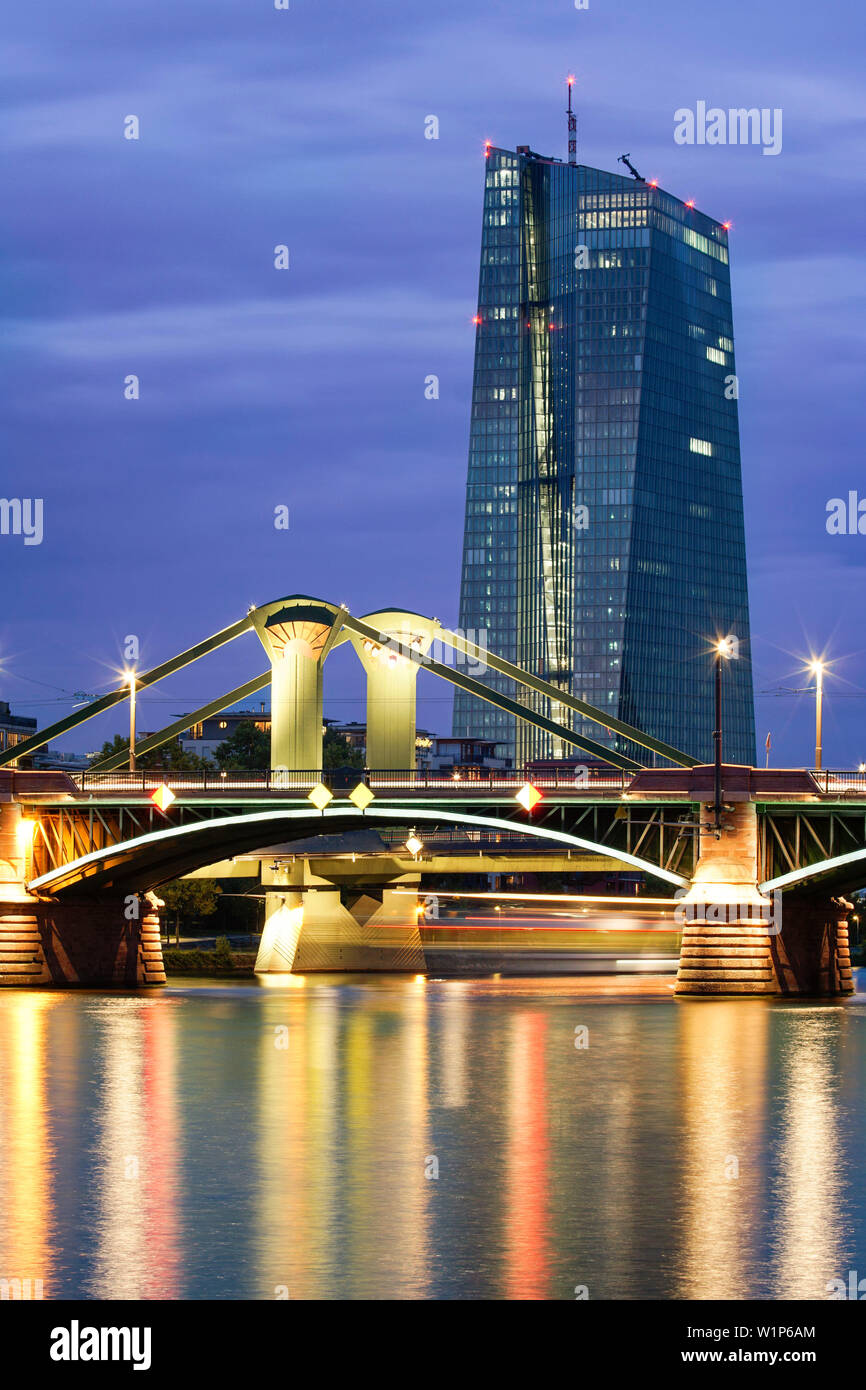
[454,145,756,766]
[0,701,37,763]
[180,704,271,761]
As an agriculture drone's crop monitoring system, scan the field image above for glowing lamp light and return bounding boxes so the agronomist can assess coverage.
[151,783,176,813]
[567,75,575,87]
[648,179,659,188]
[515,783,542,813]
[858,763,866,774]
[685,199,696,208]
[405,834,424,857]
[348,782,375,810]
[16,818,36,848]
[472,314,482,325]
[308,782,333,811]
[722,221,732,230]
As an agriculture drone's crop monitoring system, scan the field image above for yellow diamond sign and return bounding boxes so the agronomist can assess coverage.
[515,783,542,814]
[308,782,333,811]
[348,782,375,810]
[151,783,176,813]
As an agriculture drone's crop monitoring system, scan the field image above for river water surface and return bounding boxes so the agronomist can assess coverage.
[1,973,865,1300]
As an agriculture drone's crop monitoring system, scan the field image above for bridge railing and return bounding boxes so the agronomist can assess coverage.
[810,770,866,794]
[71,766,632,794]
[364,768,631,791]
[72,769,320,793]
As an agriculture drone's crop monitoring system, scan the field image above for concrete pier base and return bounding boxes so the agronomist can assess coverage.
[256,882,426,973]
[676,921,781,995]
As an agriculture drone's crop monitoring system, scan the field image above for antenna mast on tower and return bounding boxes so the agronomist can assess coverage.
[567,75,577,164]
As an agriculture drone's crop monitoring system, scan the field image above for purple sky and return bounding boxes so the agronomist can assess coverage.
[2,0,865,766]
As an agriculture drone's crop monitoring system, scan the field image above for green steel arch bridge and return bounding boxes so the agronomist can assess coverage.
[0,594,862,996]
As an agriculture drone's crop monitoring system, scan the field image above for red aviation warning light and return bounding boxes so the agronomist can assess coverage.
[472,314,482,325]
[685,198,696,208]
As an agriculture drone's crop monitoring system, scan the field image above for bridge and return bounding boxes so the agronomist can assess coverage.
[0,594,860,996]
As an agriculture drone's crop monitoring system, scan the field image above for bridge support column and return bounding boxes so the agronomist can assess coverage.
[255,865,425,973]
[251,598,343,772]
[675,803,780,997]
[675,802,854,997]
[350,611,439,770]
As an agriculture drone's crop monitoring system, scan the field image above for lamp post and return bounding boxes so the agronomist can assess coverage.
[810,660,824,771]
[713,638,735,834]
[126,670,137,772]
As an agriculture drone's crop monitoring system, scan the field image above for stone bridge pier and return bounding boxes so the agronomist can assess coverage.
[675,801,853,998]
[0,796,165,987]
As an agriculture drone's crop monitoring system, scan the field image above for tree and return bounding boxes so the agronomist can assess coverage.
[215,722,270,770]
[158,878,222,941]
[323,728,364,769]
[91,733,211,771]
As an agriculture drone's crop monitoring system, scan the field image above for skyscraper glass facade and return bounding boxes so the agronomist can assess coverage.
[453,147,755,767]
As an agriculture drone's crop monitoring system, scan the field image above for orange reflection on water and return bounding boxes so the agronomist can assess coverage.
[504,1012,550,1299]
[141,1005,181,1299]
[676,1001,769,1299]
[772,1011,845,1299]
[0,993,56,1296]
[88,999,182,1300]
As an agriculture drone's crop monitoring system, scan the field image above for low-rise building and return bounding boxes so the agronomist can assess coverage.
[0,701,37,763]
[179,704,271,761]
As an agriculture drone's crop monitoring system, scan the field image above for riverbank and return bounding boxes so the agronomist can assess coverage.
[162,948,257,977]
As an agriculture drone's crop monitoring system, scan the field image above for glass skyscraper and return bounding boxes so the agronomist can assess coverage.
[453,145,756,767]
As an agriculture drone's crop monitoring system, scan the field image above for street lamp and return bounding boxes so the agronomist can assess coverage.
[810,660,824,771]
[125,670,137,772]
[713,638,735,834]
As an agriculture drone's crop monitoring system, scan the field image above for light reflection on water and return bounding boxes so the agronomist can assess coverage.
[0,973,865,1300]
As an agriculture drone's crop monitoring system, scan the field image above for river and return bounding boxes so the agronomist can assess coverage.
[1,973,864,1300]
